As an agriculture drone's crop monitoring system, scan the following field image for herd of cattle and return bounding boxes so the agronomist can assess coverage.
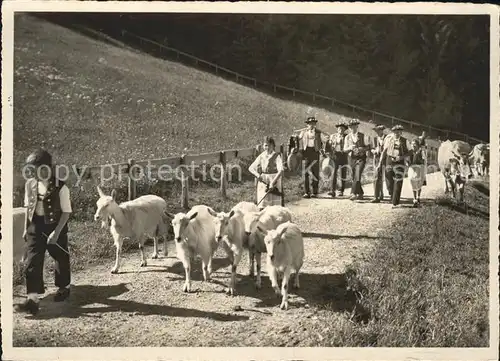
[89,138,490,311]
[94,186,301,310]
[437,139,489,203]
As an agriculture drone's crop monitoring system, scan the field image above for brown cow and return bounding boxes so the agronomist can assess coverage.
[469,143,489,177]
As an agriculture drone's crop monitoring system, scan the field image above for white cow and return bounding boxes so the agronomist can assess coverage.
[437,140,473,203]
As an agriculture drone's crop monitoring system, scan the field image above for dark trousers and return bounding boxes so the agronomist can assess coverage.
[385,163,406,206]
[373,161,385,200]
[24,215,70,294]
[303,147,320,195]
[331,153,347,193]
[349,156,366,196]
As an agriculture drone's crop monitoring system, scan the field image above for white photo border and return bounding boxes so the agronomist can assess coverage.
[1,1,499,360]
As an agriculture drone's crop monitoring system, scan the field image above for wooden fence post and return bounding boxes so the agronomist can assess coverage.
[220,151,227,199]
[180,154,189,210]
[128,158,137,201]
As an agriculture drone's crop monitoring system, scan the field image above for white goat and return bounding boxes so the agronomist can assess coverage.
[167,204,218,293]
[257,221,304,310]
[94,186,170,274]
[242,205,293,289]
[230,201,259,248]
[207,207,247,296]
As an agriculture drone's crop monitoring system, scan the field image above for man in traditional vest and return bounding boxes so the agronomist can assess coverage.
[377,124,409,207]
[296,116,325,198]
[343,118,368,200]
[324,121,348,197]
[370,124,387,203]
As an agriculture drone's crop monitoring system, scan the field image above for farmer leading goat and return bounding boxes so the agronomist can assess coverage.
[14,148,73,316]
[249,136,284,210]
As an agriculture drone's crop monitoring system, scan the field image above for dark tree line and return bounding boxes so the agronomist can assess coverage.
[35,13,490,141]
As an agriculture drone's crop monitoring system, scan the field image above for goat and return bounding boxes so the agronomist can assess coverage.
[94,186,170,274]
[242,205,293,289]
[167,204,218,293]
[208,207,247,296]
[258,221,304,310]
[230,201,259,248]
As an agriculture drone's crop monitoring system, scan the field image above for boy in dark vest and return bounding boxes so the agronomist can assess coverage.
[343,118,368,200]
[295,116,326,198]
[14,148,73,315]
[324,121,348,197]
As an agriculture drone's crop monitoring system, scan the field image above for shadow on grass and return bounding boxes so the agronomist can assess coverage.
[22,283,249,322]
[468,180,490,197]
[435,197,489,220]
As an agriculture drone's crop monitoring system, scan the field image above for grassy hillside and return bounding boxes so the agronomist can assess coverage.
[15,14,344,181]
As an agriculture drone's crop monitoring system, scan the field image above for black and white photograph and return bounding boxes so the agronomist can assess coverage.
[1,1,499,360]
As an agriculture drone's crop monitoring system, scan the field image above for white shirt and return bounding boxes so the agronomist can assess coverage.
[249,151,284,176]
[303,129,316,147]
[25,181,72,216]
[343,132,360,152]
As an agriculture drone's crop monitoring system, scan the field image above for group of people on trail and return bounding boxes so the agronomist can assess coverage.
[250,115,429,209]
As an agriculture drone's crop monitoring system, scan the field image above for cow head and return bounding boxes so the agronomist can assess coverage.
[450,151,472,181]
[449,151,473,202]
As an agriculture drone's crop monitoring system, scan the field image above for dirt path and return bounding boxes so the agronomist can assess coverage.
[13,173,446,347]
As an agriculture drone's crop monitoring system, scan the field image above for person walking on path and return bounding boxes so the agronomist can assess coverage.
[324,121,348,198]
[377,125,409,207]
[370,124,387,203]
[343,118,368,200]
[417,131,428,186]
[295,116,326,198]
[407,138,426,207]
[14,148,73,316]
[249,136,284,210]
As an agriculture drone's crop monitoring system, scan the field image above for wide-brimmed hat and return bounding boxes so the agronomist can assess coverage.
[347,118,360,126]
[391,124,404,131]
[305,116,318,124]
[336,122,348,129]
[373,124,385,131]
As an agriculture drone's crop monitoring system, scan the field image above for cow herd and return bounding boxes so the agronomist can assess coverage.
[94,187,303,310]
